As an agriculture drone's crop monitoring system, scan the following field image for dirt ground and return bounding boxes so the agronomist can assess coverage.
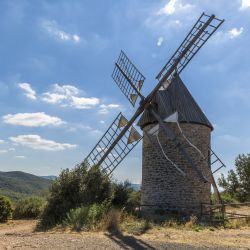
[0,220,249,250]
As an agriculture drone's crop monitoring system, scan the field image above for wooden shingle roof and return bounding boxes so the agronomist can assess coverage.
[138,75,213,130]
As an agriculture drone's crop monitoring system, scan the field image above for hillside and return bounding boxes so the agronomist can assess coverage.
[0,171,52,201]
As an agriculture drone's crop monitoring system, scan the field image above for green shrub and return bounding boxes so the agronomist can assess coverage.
[220,192,238,204]
[126,190,141,213]
[39,163,112,229]
[211,192,237,204]
[111,181,141,213]
[112,181,132,208]
[13,197,45,219]
[63,206,89,231]
[0,195,12,222]
[63,202,110,231]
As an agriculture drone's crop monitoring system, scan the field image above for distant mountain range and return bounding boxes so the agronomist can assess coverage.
[41,175,57,180]
[0,171,52,201]
[130,183,141,191]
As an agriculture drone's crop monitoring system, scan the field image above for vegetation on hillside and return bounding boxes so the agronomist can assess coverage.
[0,171,51,202]
[13,197,46,219]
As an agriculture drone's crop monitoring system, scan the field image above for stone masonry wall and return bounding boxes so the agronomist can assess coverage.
[141,122,211,215]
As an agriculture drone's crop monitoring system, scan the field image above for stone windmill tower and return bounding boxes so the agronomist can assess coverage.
[138,75,213,214]
[84,13,226,216]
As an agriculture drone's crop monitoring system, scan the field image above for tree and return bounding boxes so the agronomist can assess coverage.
[39,163,112,228]
[112,181,132,208]
[218,154,250,202]
[0,196,12,222]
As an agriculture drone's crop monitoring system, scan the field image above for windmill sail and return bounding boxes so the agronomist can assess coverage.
[164,112,178,123]
[84,112,142,176]
[112,50,145,106]
[118,114,128,128]
[128,127,142,144]
[156,13,224,85]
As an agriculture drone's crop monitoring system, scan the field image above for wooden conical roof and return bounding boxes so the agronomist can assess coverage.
[138,74,213,130]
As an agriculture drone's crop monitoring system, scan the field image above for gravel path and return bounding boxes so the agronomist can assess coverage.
[0,220,249,250]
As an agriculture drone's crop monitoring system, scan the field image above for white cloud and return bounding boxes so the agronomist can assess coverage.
[42,20,81,43]
[42,92,66,104]
[158,0,194,15]
[9,134,77,151]
[18,83,36,100]
[15,155,26,159]
[8,148,15,151]
[212,27,244,44]
[159,0,176,15]
[71,96,100,109]
[240,0,250,10]
[100,120,105,124]
[18,82,114,112]
[0,150,8,154]
[41,83,100,109]
[53,84,79,96]
[42,83,80,105]
[157,36,164,47]
[3,112,64,127]
[144,3,185,32]
[99,104,120,114]
[228,27,244,39]
[73,34,80,42]
[0,139,4,144]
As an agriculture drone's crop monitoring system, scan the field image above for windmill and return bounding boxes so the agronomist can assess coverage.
[84,13,226,216]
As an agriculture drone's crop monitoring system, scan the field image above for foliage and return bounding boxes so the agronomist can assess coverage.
[218,154,250,202]
[0,195,12,222]
[112,181,133,208]
[126,190,141,213]
[63,202,110,231]
[39,163,112,229]
[0,171,51,202]
[63,206,89,231]
[111,181,141,213]
[211,192,237,204]
[13,197,46,219]
[220,193,238,204]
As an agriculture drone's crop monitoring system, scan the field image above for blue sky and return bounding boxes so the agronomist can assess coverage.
[0,0,250,183]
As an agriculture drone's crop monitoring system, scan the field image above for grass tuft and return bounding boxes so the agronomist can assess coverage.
[101,208,121,233]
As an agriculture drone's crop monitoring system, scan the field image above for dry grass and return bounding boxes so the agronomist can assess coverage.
[1,219,250,249]
[100,208,121,233]
[120,214,152,235]
[225,217,250,229]
[226,205,250,216]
